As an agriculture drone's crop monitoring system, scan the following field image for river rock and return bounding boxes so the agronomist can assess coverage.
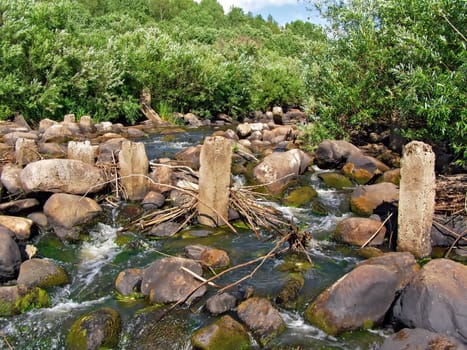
[318,172,353,189]
[237,297,285,345]
[0,215,33,240]
[96,137,125,163]
[284,186,317,207]
[115,268,143,296]
[253,149,312,194]
[0,198,40,213]
[0,231,21,283]
[1,164,23,194]
[174,145,201,170]
[43,193,102,230]
[20,159,105,194]
[37,141,67,157]
[275,274,305,309]
[0,285,50,316]
[359,252,419,292]
[305,264,399,335]
[272,106,284,124]
[191,315,251,350]
[184,113,203,127]
[141,257,206,304]
[27,212,48,228]
[237,123,253,138]
[380,328,467,350]
[3,131,38,146]
[38,118,57,133]
[67,307,121,350]
[350,182,399,216]
[141,191,166,210]
[147,221,180,237]
[184,244,230,268]
[392,259,467,343]
[377,168,401,185]
[41,124,73,143]
[315,140,361,169]
[205,292,237,315]
[334,217,387,246]
[149,164,174,193]
[342,153,388,184]
[78,115,96,134]
[17,258,69,289]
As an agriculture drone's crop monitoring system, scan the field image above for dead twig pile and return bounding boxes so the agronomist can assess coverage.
[435,174,467,216]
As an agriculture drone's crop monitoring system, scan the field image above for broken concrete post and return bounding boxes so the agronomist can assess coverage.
[67,140,96,165]
[118,141,149,201]
[397,141,435,258]
[198,136,232,227]
[15,138,40,166]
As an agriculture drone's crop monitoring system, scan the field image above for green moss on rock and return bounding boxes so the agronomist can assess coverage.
[284,186,317,207]
[318,172,353,189]
[191,315,251,350]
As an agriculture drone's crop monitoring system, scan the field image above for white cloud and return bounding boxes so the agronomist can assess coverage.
[216,0,300,13]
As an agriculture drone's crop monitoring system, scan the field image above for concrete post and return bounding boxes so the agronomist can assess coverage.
[67,140,96,165]
[119,141,149,200]
[15,138,40,166]
[198,136,232,227]
[397,141,435,258]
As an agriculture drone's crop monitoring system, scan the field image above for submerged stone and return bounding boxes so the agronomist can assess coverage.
[283,186,317,207]
[191,315,251,350]
[67,307,121,350]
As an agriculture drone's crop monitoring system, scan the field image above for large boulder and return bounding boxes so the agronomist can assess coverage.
[237,297,285,346]
[43,193,102,230]
[334,217,387,246]
[315,140,361,169]
[191,315,251,350]
[350,182,399,216]
[20,159,105,194]
[0,231,21,283]
[17,258,69,289]
[392,259,467,343]
[67,307,121,350]
[253,149,312,194]
[359,252,419,292]
[141,257,206,304]
[380,328,466,350]
[305,264,399,335]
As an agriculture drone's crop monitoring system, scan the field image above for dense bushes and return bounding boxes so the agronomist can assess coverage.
[303,0,466,165]
[0,0,312,123]
[0,0,465,165]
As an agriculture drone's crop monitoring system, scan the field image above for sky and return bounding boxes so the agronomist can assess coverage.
[217,0,324,26]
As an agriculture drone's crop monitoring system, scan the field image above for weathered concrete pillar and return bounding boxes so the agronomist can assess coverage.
[397,141,435,258]
[118,141,149,201]
[15,138,40,166]
[198,136,232,227]
[67,140,96,165]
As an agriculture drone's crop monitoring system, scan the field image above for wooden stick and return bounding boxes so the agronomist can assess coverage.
[361,213,393,248]
[180,267,221,288]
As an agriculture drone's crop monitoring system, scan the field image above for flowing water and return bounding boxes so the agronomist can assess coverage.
[0,127,391,349]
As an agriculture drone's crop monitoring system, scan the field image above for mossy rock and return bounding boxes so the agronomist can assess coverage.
[0,286,50,316]
[277,254,313,273]
[318,172,353,189]
[311,200,328,216]
[342,163,374,185]
[283,186,317,207]
[67,307,121,350]
[275,273,305,309]
[191,315,251,350]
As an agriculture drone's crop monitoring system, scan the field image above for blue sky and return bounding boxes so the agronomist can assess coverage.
[216,0,324,26]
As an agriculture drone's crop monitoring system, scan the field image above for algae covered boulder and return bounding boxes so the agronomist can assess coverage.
[305,264,399,335]
[318,172,353,189]
[17,258,69,289]
[191,315,251,350]
[67,307,121,350]
[350,183,399,216]
[283,186,317,207]
[0,285,50,316]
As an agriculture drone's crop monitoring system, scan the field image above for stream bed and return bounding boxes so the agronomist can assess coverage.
[0,128,392,349]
